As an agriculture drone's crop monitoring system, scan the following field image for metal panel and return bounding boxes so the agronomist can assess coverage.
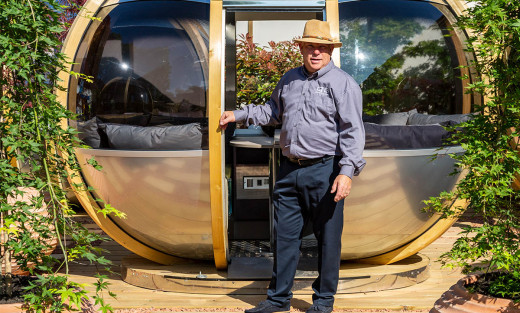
[341,148,461,259]
[75,146,462,261]
[76,149,213,259]
[235,165,270,199]
[363,146,464,158]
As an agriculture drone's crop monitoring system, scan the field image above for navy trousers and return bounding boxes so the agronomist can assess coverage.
[267,156,344,307]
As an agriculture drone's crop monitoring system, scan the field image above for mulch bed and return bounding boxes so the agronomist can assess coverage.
[0,275,35,304]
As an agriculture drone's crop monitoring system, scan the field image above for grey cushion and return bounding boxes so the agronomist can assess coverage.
[99,123,203,150]
[77,117,101,148]
[364,122,452,149]
[407,113,473,125]
[362,109,417,125]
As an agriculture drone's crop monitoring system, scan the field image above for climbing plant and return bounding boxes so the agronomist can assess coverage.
[57,0,88,41]
[1,0,123,311]
[425,0,520,301]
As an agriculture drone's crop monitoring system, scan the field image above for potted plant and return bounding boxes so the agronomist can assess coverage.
[427,0,520,311]
[1,0,124,311]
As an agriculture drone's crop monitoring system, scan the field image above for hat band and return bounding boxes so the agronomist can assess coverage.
[302,35,334,42]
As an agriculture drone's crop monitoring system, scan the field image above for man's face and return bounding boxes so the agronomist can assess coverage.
[299,43,334,73]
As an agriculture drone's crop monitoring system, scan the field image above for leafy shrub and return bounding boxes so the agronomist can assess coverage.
[425,0,520,299]
[467,272,520,301]
[236,33,302,108]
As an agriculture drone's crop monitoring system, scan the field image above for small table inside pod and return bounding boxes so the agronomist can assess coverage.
[230,129,280,251]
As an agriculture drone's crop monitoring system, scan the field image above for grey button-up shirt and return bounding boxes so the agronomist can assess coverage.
[233,61,366,178]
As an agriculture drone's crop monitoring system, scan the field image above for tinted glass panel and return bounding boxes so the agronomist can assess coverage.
[339,0,462,115]
[71,1,209,150]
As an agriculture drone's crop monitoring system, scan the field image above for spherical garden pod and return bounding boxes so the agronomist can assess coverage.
[58,0,472,270]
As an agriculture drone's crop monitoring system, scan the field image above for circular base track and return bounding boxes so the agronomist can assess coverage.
[121,253,430,294]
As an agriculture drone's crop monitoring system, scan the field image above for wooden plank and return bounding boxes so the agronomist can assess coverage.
[431,3,472,114]
[208,0,228,270]
[445,0,467,16]
[61,218,467,311]
[325,0,340,66]
[119,253,429,295]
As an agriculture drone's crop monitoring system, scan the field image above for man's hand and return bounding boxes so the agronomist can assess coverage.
[219,111,236,130]
[331,174,352,202]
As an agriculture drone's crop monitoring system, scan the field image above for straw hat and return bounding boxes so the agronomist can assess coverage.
[294,19,342,48]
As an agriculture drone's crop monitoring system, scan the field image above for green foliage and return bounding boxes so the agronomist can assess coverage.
[467,272,520,301]
[487,273,520,300]
[423,0,520,300]
[236,34,302,108]
[0,0,121,311]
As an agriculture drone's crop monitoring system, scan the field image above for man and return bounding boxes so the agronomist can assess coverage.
[220,19,365,313]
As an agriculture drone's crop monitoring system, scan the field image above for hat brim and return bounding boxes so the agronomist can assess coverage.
[294,37,342,48]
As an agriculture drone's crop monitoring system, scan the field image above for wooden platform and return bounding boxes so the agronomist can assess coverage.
[64,214,472,311]
[121,253,429,295]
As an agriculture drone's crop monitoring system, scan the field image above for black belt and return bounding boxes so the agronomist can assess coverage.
[287,155,334,166]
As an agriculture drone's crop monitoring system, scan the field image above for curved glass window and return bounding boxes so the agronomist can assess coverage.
[70,1,209,150]
[339,0,466,116]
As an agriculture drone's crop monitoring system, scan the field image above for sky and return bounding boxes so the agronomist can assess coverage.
[236,20,306,47]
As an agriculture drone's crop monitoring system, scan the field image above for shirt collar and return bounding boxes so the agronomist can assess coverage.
[301,60,335,80]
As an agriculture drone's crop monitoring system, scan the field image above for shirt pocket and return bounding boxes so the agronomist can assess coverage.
[307,91,335,122]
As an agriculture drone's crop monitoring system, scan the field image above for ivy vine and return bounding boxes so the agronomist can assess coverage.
[1,0,123,311]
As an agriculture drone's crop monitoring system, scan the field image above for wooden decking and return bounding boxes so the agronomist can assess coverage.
[65,214,472,311]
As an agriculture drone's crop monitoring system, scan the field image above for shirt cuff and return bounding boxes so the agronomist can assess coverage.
[233,110,247,123]
[339,164,354,178]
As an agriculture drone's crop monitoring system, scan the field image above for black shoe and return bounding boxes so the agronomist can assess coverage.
[306,304,333,313]
[245,300,290,313]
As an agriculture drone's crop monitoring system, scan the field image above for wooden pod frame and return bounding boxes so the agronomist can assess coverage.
[57,0,470,270]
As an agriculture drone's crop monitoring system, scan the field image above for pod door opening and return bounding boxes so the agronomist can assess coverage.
[224,10,322,270]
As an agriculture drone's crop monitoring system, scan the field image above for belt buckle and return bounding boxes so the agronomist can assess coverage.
[289,157,303,165]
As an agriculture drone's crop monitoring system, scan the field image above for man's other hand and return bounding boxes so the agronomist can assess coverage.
[219,111,236,130]
[331,174,352,202]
